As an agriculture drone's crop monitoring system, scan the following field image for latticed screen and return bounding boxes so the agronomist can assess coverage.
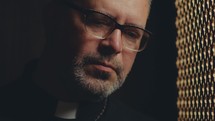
[175,0,215,120]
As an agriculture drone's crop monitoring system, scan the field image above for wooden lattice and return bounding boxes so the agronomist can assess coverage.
[175,0,215,120]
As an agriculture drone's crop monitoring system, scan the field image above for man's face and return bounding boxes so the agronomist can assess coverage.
[56,0,150,99]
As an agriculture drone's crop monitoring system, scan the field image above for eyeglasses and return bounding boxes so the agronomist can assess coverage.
[58,0,152,52]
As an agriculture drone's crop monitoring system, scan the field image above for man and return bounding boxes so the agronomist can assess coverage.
[0,0,155,121]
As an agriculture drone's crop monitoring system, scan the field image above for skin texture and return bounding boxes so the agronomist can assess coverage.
[35,0,150,102]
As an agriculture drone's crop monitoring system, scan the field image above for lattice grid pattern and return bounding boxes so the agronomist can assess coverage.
[175,0,215,120]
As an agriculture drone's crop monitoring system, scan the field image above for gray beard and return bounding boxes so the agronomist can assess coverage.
[72,53,127,99]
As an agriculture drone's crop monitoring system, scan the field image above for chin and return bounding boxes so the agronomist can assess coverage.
[67,52,127,101]
[73,67,126,100]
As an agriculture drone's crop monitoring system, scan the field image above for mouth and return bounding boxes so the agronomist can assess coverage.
[85,59,117,73]
[93,62,116,73]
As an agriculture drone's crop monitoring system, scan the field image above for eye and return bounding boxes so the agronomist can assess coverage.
[127,31,140,38]
[94,19,109,25]
[124,29,141,40]
[85,12,113,27]
[86,17,106,26]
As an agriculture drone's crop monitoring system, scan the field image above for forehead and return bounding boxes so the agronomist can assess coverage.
[77,0,150,28]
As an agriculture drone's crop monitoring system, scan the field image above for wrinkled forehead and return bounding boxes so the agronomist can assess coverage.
[65,0,151,28]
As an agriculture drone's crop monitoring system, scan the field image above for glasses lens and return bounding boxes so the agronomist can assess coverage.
[84,10,151,52]
[84,11,114,39]
[139,31,150,51]
[122,27,150,51]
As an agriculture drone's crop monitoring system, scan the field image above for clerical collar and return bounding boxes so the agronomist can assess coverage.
[55,101,79,119]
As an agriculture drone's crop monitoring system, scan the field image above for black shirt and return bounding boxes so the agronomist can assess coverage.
[0,60,156,121]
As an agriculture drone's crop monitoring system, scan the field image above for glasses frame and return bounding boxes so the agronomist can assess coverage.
[56,0,152,52]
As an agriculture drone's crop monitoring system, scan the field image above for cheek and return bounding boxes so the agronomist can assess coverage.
[73,15,100,49]
[66,15,98,56]
[73,36,100,57]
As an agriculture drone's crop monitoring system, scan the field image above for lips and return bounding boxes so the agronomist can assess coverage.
[86,60,116,73]
[95,61,116,72]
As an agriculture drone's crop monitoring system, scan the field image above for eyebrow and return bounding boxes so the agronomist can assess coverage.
[124,23,145,30]
[93,9,145,30]
[61,0,145,30]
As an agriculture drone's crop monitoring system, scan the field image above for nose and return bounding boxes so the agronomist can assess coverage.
[98,29,123,56]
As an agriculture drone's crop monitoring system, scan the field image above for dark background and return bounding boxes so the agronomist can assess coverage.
[0,0,178,121]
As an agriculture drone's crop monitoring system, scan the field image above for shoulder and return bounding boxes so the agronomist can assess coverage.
[0,79,20,120]
[103,97,157,121]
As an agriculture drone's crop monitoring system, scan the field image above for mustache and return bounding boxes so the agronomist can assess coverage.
[81,54,123,75]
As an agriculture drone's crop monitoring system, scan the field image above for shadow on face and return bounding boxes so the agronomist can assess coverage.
[40,0,151,101]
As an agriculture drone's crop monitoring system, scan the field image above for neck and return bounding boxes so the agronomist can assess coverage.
[33,48,106,102]
[32,51,74,102]
[32,55,101,102]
